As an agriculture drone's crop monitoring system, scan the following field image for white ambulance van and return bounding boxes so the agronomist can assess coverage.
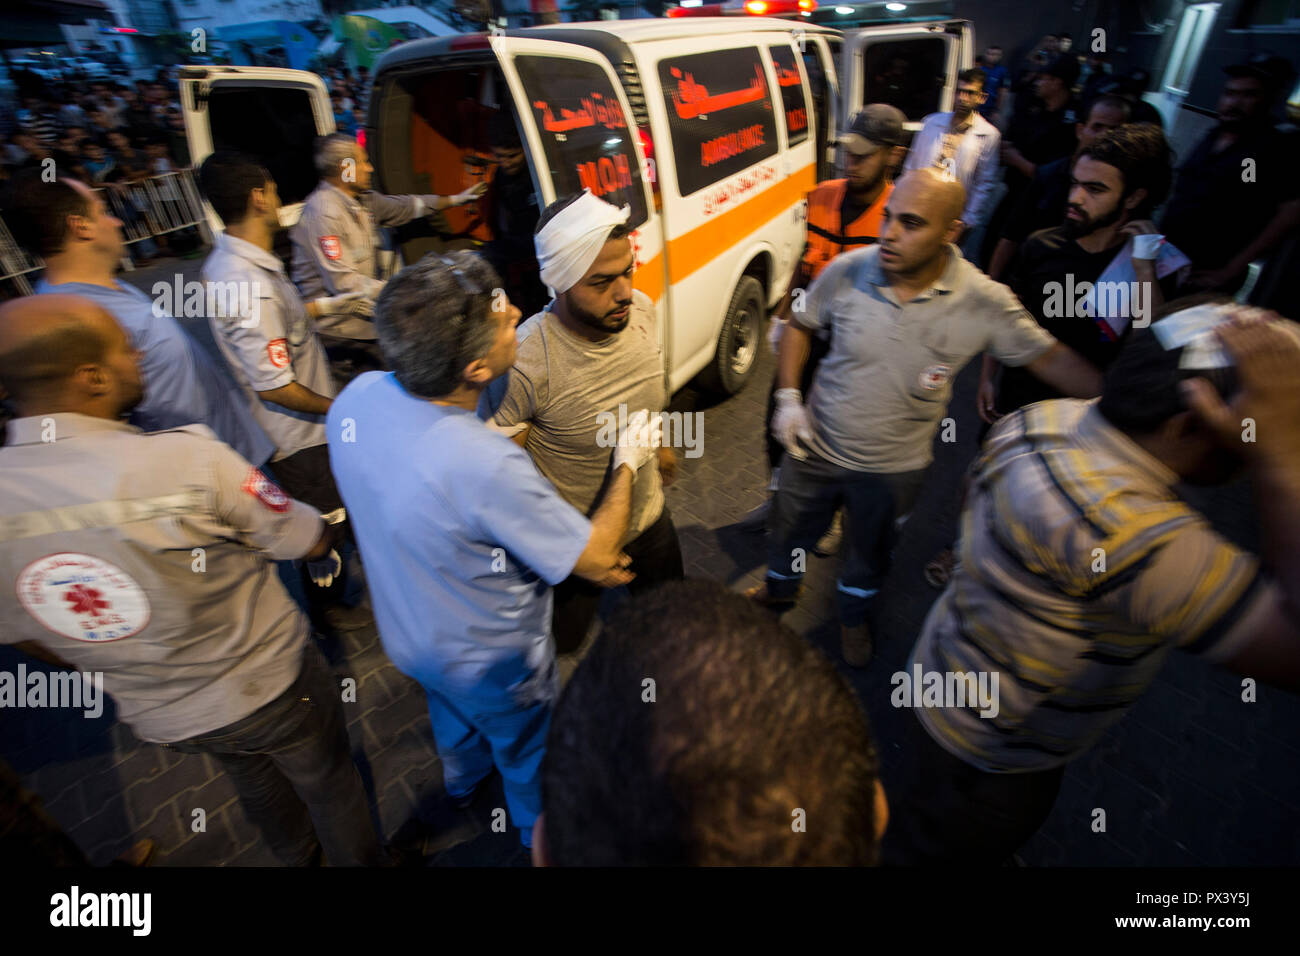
[180,18,842,395]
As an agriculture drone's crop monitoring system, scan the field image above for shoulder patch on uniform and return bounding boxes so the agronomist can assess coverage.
[267,338,290,369]
[16,553,151,642]
[241,468,291,513]
[918,364,952,390]
[319,236,342,260]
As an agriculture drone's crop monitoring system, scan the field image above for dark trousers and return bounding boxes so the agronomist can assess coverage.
[881,708,1065,865]
[764,332,830,471]
[166,643,386,866]
[321,338,387,393]
[267,444,352,617]
[765,450,925,627]
[551,506,685,654]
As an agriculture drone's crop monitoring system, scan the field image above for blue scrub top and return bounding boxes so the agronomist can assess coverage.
[328,372,592,705]
[36,279,275,466]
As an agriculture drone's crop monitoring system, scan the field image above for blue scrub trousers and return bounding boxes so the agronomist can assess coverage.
[419,678,551,848]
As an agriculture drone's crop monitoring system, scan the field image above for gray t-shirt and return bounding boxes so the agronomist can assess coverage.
[490,290,666,545]
[799,245,1055,473]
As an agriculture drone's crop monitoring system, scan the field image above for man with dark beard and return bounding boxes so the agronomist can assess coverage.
[485,191,682,654]
[990,124,1185,420]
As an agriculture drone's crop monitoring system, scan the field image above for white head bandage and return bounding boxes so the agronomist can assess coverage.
[535,190,631,298]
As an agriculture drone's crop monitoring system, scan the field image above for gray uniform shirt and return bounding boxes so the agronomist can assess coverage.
[202,232,334,462]
[489,291,666,545]
[0,415,322,743]
[799,245,1055,473]
[289,181,442,341]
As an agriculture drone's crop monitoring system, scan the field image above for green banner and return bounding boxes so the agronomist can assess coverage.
[334,15,405,70]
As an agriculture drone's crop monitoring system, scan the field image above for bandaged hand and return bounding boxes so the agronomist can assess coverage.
[772,388,814,460]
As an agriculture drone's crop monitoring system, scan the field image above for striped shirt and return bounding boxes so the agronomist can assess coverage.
[911,399,1272,773]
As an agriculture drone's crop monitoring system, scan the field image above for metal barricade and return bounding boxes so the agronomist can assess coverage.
[0,168,214,298]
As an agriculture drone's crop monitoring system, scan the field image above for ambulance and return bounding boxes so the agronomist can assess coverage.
[181,17,842,395]
[179,14,970,394]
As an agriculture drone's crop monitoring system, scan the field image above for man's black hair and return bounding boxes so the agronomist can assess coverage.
[958,67,986,90]
[1098,293,1239,434]
[1073,122,1172,219]
[0,169,91,259]
[534,191,630,240]
[197,150,271,227]
[541,580,882,866]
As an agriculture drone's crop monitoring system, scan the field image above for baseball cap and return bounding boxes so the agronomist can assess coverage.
[1040,54,1080,87]
[838,104,906,156]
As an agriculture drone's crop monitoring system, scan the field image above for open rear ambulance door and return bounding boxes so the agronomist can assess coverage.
[179,66,335,233]
[843,20,973,135]
[490,35,667,355]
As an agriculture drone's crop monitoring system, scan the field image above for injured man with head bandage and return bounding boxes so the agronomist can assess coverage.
[482,189,684,653]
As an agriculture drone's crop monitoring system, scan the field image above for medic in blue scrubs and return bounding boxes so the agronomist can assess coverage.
[327,250,656,848]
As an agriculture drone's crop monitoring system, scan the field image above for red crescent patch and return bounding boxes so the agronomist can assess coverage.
[241,468,291,513]
[319,236,342,260]
[267,338,290,369]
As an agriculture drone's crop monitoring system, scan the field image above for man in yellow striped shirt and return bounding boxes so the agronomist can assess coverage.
[885,300,1300,864]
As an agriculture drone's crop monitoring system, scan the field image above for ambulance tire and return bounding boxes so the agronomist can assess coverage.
[701,275,764,396]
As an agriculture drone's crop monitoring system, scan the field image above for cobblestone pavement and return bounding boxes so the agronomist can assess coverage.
[2,257,1296,866]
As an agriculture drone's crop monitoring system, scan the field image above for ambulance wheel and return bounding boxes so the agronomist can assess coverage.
[702,276,764,395]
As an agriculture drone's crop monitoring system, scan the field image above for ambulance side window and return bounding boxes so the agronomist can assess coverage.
[514,54,647,228]
[769,45,810,148]
[658,46,780,197]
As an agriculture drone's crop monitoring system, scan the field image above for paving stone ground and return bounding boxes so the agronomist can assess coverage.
[3,256,1296,866]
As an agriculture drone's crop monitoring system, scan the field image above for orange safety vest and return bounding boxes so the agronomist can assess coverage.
[801,179,893,282]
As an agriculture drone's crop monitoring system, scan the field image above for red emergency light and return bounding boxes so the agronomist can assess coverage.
[668,0,815,15]
[449,34,492,50]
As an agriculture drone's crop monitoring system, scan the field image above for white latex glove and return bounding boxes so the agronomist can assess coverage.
[612,408,662,475]
[306,549,342,588]
[772,388,814,461]
[313,291,371,316]
[452,182,488,206]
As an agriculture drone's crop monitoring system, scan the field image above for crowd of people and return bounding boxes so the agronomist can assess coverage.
[0,34,1298,868]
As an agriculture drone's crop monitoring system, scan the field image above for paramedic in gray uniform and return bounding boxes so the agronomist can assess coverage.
[290,133,486,383]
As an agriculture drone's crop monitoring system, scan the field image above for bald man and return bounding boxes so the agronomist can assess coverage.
[751,169,1102,667]
[0,295,387,866]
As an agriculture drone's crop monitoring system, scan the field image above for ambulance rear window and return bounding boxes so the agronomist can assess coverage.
[514,54,648,228]
[861,37,948,122]
[207,86,320,207]
[658,47,780,197]
[769,45,809,148]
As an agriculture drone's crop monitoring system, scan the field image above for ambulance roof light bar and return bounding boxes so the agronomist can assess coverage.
[667,0,817,17]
